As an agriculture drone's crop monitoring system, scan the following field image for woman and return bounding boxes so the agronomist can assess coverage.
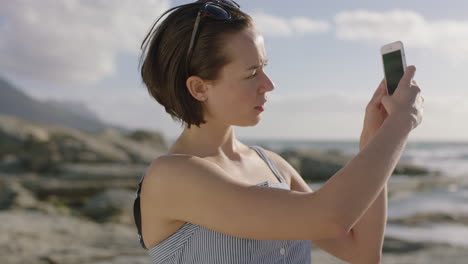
[133,0,424,263]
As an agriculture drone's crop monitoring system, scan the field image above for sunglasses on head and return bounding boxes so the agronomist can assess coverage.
[186,0,240,76]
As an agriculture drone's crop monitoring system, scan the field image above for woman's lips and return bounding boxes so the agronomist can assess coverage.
[255,106,264,111]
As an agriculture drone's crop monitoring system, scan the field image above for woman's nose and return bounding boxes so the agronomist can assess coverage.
[262,73,275,92]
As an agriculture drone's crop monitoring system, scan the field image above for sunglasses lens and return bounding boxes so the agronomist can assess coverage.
[218,0,239,8]
[203,4,231,20]
[199,0,239,8]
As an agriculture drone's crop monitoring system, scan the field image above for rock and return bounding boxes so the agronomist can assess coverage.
[280,148,350,182]
[0,155,22,172]
[0,115,55,172]
[8,163,145,215]
[53,163,147,180]
[21,175,141,204]
[97,129,166,164]
[279,148,431,182]
[49,126,131,164]
[0,179,38,210]
[311,236,468,264]
[0,114,50,147]
[389,212,468,226]
[0,210,146,263]
[19,138,62,172]
[125,130,168,150]
[394,164,430,176]
[82,189,135,224]
[382,237,430,253]
[0,115,133,171]
[0,175,71,215]
[0,115,171,173]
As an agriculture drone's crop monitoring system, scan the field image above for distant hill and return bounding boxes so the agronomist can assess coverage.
[0,76,121,132]
[45,99,103,122]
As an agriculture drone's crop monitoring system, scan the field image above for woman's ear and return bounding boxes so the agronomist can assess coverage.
[186,76,208,101]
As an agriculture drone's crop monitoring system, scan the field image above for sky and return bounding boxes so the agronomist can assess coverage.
[1,0,467,142]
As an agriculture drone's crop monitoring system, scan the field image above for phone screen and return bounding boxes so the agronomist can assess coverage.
[383,50,404,95]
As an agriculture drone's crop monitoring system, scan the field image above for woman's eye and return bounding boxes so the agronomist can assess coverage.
[248,70,258,79]
[247,63,267,79]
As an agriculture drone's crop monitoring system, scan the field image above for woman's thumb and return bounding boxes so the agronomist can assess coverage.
[399,66,416,88]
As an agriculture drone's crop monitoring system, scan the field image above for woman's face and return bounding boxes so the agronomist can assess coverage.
[203,26,275,127]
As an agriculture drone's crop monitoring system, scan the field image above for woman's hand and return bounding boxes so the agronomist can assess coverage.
[380,66,424,130]
[360,79,388,150]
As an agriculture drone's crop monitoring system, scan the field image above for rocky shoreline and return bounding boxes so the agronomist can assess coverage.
[1,208,467,264]
[1,115,462,263]
[312,238,468,264]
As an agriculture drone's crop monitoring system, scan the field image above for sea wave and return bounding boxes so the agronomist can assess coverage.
[386,223,468,248]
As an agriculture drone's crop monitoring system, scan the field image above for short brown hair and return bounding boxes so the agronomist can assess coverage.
[140,2,253,128]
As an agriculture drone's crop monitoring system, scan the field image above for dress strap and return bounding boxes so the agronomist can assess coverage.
[250,145,287,184]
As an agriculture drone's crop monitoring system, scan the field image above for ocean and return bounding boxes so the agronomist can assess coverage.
[241,139,468,248]
[241,139,468,178]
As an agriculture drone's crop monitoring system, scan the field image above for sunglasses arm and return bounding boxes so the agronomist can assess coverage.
[187,12,202,66]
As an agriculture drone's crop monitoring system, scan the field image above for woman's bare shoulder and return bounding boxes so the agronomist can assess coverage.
[141,153,238,196]
[144,154,216,182]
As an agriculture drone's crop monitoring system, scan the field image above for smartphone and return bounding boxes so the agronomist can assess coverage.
[381,41,407,95]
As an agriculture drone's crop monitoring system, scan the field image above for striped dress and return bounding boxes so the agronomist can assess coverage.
[133,145,312,263]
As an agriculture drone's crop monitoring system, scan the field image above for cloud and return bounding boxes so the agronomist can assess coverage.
[252,12,330,37]
[0,0,170,84]
[334,9,468,62]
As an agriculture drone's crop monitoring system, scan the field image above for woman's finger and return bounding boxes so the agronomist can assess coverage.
[369,79,386,105]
